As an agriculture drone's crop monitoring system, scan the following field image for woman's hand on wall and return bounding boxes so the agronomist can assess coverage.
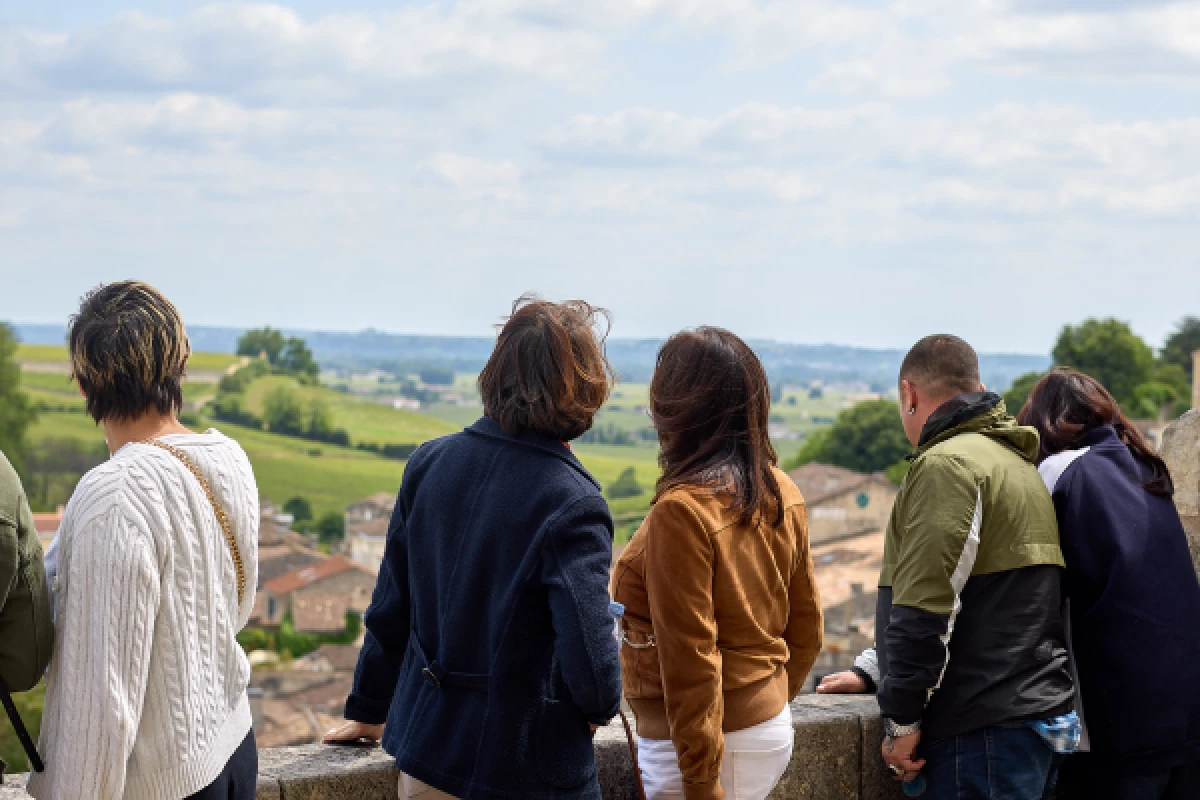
[323,720,385,745]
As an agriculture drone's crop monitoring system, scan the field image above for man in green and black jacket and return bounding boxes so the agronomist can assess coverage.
[874,336,1076,799]
[0,450,54,773]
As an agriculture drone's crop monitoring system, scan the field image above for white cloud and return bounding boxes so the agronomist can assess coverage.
[427,152,524,201]
[2,0,1200,350]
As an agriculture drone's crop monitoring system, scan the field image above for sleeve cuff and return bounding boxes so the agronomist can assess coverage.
[850,666,877,694]
[877,684,925,726]
[343,693,391,725]
[682,777,726,800]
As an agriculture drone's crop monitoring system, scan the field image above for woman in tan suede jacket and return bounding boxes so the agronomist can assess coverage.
[612,327,823,800]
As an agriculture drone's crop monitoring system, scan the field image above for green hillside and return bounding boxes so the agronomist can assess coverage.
[241,374,458,446]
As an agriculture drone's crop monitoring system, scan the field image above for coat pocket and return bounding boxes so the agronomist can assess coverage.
[534,698,596,790]
[620,619,662,700]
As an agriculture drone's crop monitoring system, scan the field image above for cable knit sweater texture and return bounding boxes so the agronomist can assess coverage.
[27,430,259,800]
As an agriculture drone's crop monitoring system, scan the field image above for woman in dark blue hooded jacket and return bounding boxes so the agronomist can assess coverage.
[324,296,623,800]
[1018,368,1200,800]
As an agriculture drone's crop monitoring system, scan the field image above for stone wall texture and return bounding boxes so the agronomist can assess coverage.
[1161,409,1200,576]
[1,695,904,800]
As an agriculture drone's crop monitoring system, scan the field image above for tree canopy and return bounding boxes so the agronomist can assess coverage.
[236,327,286,364]
[1161,316,1200,381]
[1052,318,1155,407]
[784,398,910,478]
[0,323,37,480]
[283,496,313,523]
[1002,371,1044,418]
[606,466,645,500]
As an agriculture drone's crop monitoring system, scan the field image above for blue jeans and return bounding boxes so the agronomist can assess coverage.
[920,724,1064,800]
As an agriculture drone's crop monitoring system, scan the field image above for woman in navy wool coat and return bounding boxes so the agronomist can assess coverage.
[1018,368,1200,800]
[325,295,623,800]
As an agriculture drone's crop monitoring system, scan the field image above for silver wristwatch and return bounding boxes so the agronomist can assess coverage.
[883,718,922,738]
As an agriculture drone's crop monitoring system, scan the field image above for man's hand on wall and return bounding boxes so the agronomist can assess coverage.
[816,671,868,693]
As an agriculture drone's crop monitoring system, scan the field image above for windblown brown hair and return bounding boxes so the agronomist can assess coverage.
[69,281,191,424]
[650,327,782,527]
[1017,367,1173,497]
[478,294,613,441]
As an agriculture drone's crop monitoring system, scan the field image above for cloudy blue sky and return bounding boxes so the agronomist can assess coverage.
[2,0,1198,352]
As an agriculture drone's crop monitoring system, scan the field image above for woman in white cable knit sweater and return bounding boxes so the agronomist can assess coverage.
[28,281,260,800]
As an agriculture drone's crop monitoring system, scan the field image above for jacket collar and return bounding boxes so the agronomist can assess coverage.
[917,391,1004,450]
[1078,423,1121,450]
[465,416,601,491]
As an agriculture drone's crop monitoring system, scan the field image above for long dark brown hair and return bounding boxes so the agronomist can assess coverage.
[1017,367,1173,497]
[650,327,782,527]
[478,294,614,441]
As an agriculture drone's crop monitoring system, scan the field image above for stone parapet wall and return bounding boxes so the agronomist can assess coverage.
[0,695,902,800]
[1161,409,1200,575]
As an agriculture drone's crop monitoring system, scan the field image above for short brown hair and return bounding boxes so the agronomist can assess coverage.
[69,281,191,423]
[899,334,980,398]
[478,294,613,441]
[650,327,782,527]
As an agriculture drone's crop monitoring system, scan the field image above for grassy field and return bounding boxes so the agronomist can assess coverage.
[242,375,459,446]
[15,343,240,373]
[212,421,408,516]
[0,682,43,774]
[26,409,406,518]
[18,366,839,531]
[20,371,217,410]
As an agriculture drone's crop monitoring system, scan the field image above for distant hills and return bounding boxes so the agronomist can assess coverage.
[13,324,1049,391]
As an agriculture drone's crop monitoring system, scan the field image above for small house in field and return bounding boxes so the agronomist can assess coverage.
[261,555,377,634]
[786,463,898,546]
[347,515,389,573]
[345,492,395,527]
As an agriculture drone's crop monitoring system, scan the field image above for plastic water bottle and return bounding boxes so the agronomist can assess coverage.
[609,601,625,641]
[902,774,926,797]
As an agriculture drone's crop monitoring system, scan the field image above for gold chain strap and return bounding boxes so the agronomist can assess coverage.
[142,439,246,605]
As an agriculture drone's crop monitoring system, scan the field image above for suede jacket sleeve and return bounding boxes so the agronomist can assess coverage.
[878,455,982,726]
[782,502,823,698]
[643,497,726,800]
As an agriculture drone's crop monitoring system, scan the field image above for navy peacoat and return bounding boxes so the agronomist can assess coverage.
[345,417,623,800]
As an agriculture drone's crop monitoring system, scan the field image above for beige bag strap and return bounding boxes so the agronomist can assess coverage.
[142,439,246,605]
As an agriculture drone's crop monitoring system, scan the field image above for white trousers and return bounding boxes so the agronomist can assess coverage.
[637,705,794,800]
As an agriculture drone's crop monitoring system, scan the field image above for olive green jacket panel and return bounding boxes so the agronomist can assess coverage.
[0,451,54,691]
[880,407,1064,616]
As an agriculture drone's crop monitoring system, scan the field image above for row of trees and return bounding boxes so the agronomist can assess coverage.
[215,330,354,446]
[236,327,319,384]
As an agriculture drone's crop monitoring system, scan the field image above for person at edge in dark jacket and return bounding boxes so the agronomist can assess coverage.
[323,295,623,800]
[1017,368,1200,800]
[816,334,1078,800]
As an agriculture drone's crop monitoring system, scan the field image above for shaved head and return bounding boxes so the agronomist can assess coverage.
[899,334,981,398]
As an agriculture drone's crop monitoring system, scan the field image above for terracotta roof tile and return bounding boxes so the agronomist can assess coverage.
[264,554,372,597]
[31,512,62,535]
